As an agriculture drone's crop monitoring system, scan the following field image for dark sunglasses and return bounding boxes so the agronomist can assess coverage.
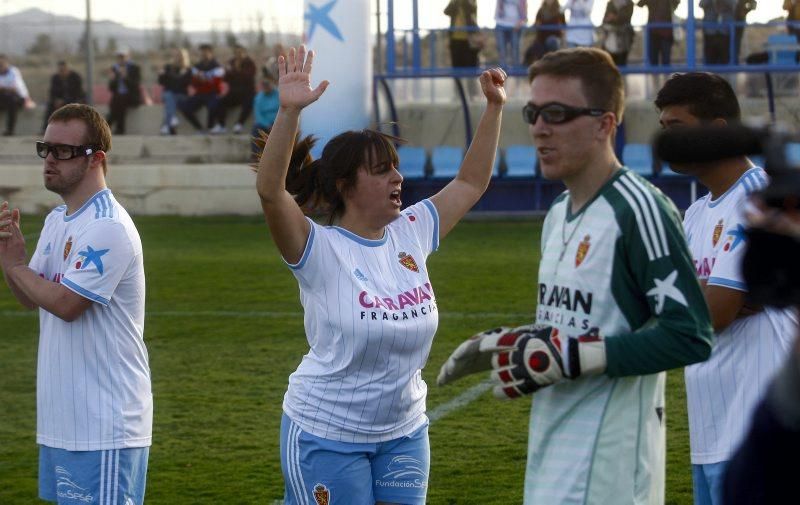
[36,141,100,161]
[522,103,606,125]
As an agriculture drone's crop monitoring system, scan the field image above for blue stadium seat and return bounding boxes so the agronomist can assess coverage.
[660,163,683,177]
[622,143,654,177]
[749,155,765,168]
[504,145,537,178]
[431,146,464,179]
[397,145,427,179]
[767,34,799,66]
[785,142,800,166]
[493,148,502,177]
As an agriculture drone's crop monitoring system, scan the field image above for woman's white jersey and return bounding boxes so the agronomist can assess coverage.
[283,200,440,443]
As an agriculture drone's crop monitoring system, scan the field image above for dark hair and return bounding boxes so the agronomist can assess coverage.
[654,72,741,122]
[49,104,112,174]
[253,129,402,224]
[199,43,213,51]
[528,47,625,124]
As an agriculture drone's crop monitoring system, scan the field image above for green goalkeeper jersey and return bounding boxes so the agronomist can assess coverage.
[524,168,712,505]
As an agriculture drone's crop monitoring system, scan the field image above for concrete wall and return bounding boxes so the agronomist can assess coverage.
[0,164,262,215]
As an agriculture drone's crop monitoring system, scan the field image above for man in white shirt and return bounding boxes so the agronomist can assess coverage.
[656,72,796,505]
[0,103,151,504]
[0,53,31,136]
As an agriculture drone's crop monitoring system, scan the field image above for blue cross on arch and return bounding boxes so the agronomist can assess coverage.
[305,0,344,42]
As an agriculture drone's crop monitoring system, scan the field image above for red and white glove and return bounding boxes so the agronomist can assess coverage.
[479,324,607,399]
[437,326,513,386]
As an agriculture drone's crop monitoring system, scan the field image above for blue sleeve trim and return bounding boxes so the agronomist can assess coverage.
[421,199,440,252]
[61,277,109,306]
[707,276,747,292]
[285,218,316,270]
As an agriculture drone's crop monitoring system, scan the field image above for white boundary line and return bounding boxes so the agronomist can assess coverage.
[427,379,493,423]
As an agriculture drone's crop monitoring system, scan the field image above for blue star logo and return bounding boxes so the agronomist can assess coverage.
[305,0,344,42]
[78,245,110,275]
[726,224,747,252]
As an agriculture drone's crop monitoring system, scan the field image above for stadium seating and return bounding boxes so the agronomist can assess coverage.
[622,143,654,177]
[659,162,683,177]
[785,142,800,166]
[397,145,428,179]
[749,155,765,168]
[504,145,537,178]
[767,34,799,66]
[431,146,464,178]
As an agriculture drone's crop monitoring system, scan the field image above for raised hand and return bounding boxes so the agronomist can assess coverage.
[278,45,329,112]
[0,201,10,239]
[479,67,507,106]
[0,205,26,272]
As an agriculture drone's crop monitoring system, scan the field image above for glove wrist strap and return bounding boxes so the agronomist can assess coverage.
[566,338,607,378]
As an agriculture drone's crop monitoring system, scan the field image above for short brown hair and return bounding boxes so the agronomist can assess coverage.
[49,104,112,174]
[528,47,625,124]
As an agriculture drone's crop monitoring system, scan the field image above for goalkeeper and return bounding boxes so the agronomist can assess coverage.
[437,48,713,505]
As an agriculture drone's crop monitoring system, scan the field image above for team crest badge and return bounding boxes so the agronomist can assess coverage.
[63,236,73,261]
[313,483,330,505]
[398,252,419,272]
[575,235,591,267]
[712,219,724,246]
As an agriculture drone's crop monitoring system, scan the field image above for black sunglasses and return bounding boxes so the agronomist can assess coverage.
[36,141,100,161]
[522,103,606,125]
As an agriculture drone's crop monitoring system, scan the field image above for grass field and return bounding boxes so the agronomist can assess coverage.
[0,215,694,504]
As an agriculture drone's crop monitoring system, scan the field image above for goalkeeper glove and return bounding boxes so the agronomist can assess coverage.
[481,325,607,399]
[437,324,607,398]
[437,326,513,386]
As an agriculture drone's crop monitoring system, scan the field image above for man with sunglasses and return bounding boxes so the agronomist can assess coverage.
[437,48,712,504]
[0,104,151,504]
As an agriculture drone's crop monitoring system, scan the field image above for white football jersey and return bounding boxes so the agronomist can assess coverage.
[683,167,796,464]
[28,189,151,451]
[283,200,439,443]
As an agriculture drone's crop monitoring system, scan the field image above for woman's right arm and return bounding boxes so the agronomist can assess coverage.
[256,46,328,264]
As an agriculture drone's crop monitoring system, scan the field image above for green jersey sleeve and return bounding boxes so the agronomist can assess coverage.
[604,174,713,377]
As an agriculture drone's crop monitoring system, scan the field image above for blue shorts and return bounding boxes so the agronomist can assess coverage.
[39,445,149,504]
[280,413,429,505]
[692,462,728,505]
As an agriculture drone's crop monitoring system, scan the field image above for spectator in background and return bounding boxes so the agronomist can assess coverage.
[250,70,279,161]
[106,48,142,135]
[733,0,756,64]
[213,45,257,134]
[524,0,565,65]
[444,0,481,69]
[157,48,192,136]
[785,0,800,41]
[601,0,635,65]
[495,0,528,68]
[0,53,31,136]
[638,0,680,67]
[564,0,596,48]
[42,61,85,134]
[263,43,286,84]
[179,43,225,134]
[700,0,728,64]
